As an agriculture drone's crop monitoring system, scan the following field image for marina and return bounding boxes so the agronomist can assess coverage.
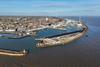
[0,0,98,66]
[36,25,88,47]
[0,16,88,55]
[0,16,98,67]
[36,18,88,47]
[0,16,65,38]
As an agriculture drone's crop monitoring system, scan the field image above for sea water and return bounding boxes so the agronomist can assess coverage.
[0,16,99,67]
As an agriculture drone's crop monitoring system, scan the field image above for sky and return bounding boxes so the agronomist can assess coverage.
[0,0,99,16]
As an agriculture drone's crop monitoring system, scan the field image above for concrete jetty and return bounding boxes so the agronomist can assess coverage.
[0,49,28,56]
[36,20,88,48]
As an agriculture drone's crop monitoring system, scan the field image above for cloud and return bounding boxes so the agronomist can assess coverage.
[0,0,100,16]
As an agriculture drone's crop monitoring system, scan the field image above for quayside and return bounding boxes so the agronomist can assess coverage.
[36,20,88,48]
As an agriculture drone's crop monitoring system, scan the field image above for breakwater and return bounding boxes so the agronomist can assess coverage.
[36,20,88,47]
[0,49,28,56]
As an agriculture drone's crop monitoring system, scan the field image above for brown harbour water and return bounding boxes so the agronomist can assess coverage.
[0,16,99,67]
